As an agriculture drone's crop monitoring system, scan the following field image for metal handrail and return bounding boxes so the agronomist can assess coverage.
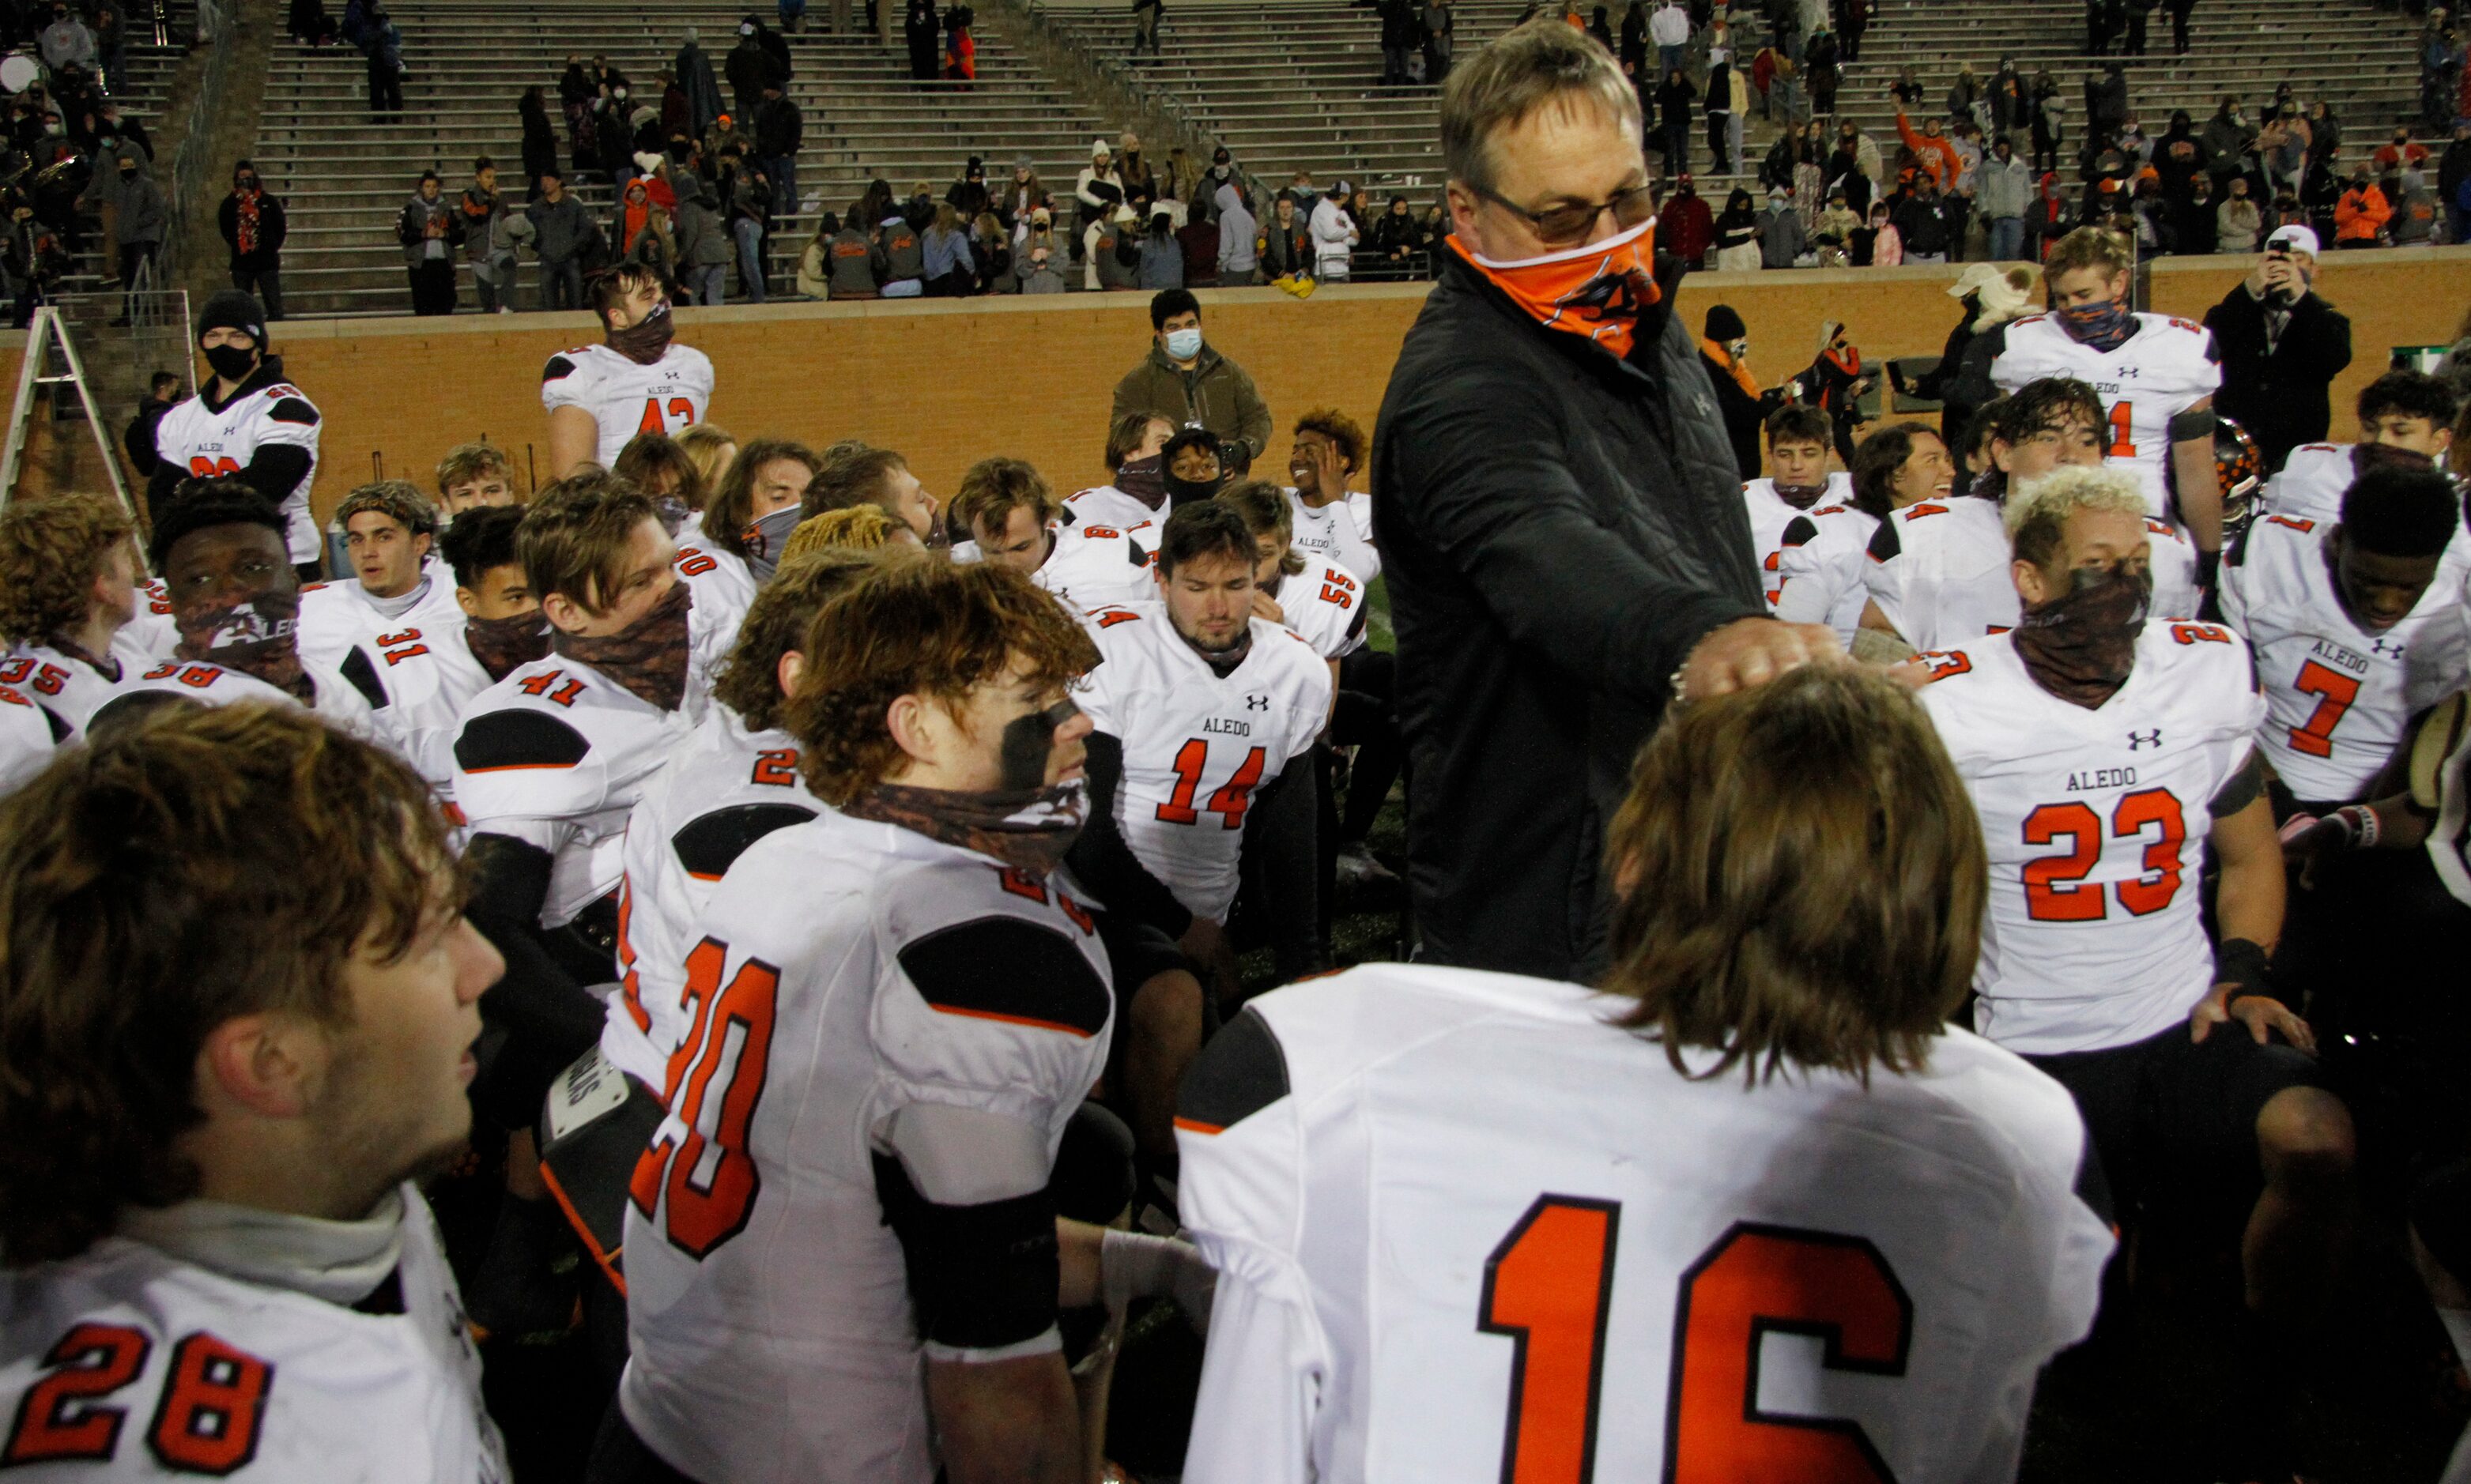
[160,0,240,288]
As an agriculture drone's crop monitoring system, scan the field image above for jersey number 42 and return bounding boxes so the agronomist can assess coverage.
[1480,1195,1910,1483]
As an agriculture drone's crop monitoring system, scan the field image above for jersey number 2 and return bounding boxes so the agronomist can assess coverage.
[1479,1197,1910,1483]
[630,937,780,1258]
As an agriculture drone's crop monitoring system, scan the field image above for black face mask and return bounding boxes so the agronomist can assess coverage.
[1114,454,1167,510]
[1164,466,1223,509]
[202,344,257,383]
[605,299,676,366]
[2013,559,2151,708]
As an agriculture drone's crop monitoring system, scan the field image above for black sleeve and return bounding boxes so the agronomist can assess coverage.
[1239,757,1325,982]
[462,833,609,1128]
[870,1152,1060,1352]
[240,443,312,506]
[1063,730,1194,938]
[145,458,181,514]
[1949,324,2007,419]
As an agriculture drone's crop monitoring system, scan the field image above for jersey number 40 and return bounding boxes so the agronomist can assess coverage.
[1480,1196,1910,1483]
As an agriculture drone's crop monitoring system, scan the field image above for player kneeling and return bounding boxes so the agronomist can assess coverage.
[0,704,507,1480]
[1176,665,2114,1483]
[605,555,1211,1484]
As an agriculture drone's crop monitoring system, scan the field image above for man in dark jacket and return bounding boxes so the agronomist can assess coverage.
[753,82,801,224]
[217,160,287,320]
[524,168,596,310]
[725,17,785,116]
[396,170,464,315]
[1378,24,1835,979]
[1111,288,1274,466]
[2201,224,2352,472]
[1892,172,1953,261]
[673,26,724,134]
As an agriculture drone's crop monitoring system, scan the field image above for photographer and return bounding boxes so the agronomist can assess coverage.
[2201,223,2352,472]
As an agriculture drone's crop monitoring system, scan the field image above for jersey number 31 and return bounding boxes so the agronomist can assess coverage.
[1479,1196,1909,1483]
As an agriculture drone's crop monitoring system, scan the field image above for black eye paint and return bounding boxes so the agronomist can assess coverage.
[998,699,1080,792]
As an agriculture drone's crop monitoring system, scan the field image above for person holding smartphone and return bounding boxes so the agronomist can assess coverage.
[2201,224,2354,473]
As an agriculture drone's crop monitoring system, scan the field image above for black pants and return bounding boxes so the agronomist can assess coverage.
[116,240,153,315]
[408,258,456,315]
[2122,6,2148,52]
[2167,0,2191,51]
[232,265,284,319]
[368,58,402,115]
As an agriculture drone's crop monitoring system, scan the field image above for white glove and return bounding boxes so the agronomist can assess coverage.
[1100,1227,1217,1334]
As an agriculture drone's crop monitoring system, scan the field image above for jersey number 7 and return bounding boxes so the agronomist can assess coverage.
[1479,1195,1910,1483]
[2287,660,2360,758]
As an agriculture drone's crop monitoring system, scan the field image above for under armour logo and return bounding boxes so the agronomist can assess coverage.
[1246,695,1269,711]
[2373,638,2407,658]
[2127,729,2162,750]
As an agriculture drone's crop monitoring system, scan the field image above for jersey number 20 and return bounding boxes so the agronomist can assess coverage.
[1479,1196,1910,1483]
[629,937,780,1257]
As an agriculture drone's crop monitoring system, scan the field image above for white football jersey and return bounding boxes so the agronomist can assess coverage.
[1038,521,1161,615]
[1744,473,1855,607]
[2258,442,2356,525]
[0,681,53,796]
[85,655,379,743]
[541,342,716,471]
[149,372,323,565]
[670,542,756,649]
[1176,964,2112,1484]
[1073,610,1333,923]
[620,813,1111,1484]
[297,572,491,789]
[1267,558,1370,661]
[451,655,692,929]
[1917,623,2265,1054]
[603,706,821,1091]
[1987,313,2221,522]
[124,582,179,661]
[1285,488,1381,583]
[2219,514,2470,804]
[1062,482,1168,533]
[0,1187,507,1482]
[1771,500,1880,643]
[1867,499,2201,651]
[0,631,155,740]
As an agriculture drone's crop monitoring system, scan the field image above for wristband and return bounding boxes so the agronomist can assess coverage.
[2333,804,2379,850]
[2214,936,2273,1002]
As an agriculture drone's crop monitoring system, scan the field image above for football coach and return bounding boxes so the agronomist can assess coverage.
[1373,20,1842,980]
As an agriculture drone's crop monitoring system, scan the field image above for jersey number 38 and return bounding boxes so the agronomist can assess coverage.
[1480,1195,1910,1483]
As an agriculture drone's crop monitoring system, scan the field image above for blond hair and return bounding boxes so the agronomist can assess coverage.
[2003,464,2150,569]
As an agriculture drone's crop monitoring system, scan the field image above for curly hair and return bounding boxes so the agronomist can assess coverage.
[1292,407,1368,474]
[712,551,883,733]
[613,432,711,513]
[783,506,905,561]
[0,493,134,646]
[334,480,439,540]
[704,438,824,561]
[784,555,1099,805]
[1604,665,1982,1084]
[0,703,462,1264]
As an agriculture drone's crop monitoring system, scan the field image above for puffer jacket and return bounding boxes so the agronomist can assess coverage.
[1109,343,1274,463]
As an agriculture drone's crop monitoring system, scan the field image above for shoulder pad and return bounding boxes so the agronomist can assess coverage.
[1175,1007,1290,1135]
[542,354,579,382]
[673,801,820,882]
[1780,515,1818,548]
[897,916,1111,1039]
[266,397,319,427]
[338,646,388,710]
[455,708,590,773]
[1866,518,1903,563]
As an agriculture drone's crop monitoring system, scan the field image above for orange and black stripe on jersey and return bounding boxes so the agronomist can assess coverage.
[896,917,1111,1038]
[672,803,819,883]
[455,710,590,772]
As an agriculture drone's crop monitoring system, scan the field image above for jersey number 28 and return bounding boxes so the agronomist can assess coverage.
[1479,1196,1910,1483]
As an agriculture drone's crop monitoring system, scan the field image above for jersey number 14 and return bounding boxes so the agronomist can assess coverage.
[1480,1196,1910,1483]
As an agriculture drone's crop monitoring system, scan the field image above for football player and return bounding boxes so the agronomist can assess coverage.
[1964,228,2224,555]
[1068,502,1333,997]
[0,492,146,739]
[1217,480,1368,665]
[1284,408,1379,583]
[1064,411,1175,530]
[0,703,510,1482]
[438,504,549,684]
[1911,465,2354,1373]
[146,292,325,578]
[2222,464,2469,817]
[608,556,1211,1484]
[1158,427,1229,507]
[296,482,492,792]
[2261,370,2458,525]
[1177,667,2112,1484]
[450,473,698,1137]
[686,435,821,597]
[540,552,873,1293]
[88,480,377,737]
[611,432,711,538]
[1745,402,1854,610]
[542,264,715,478]
[0,683,51,796]
[436,441,522,520]
[804,445,942,544]
[950,456,1160,615]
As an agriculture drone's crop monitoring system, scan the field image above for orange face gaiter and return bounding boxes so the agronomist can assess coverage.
[1451,214,1662,360]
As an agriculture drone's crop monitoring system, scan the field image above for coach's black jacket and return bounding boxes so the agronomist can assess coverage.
[1374,246,1763,981]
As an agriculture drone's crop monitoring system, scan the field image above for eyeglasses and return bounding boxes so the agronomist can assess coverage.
[1472,180,1654,247]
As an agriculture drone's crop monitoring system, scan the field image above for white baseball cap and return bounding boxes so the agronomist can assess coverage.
[2264,224,2319,257]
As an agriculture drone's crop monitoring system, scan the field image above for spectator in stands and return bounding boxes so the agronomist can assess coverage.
[824,204,877,296]
[1379,0,1417,84]
[752,83,802,224]
[946,156,990,220]
[1662,171,1712,265]
[1370,194,1426,272]
[944,2,976,81]
[903,0,937,78]
[1092,202,1141,290]
[673,178,730,303]
[2215,173,2261,252]
[455,158,515,315]
[83,145,160,323]
[726,18,783,116]
[720,148,773,300]
[972,211,1015,289]
[1893,104,1958,190]
[2441,121,2471,244]
[874,201,925,295]
[921,202,975,294]
[1017,203,1058,261]
[1209,180,1258,282]
[1132,0,1162,57]
[2122,0,2152,55]
[796,210,836,296]
[363,5,403,119]
[1711,186,1760,269]
[780,0,805,35]
[1310,183,1359,281]
[1136,206,1182,288]
[519,88,558,202]
[2204,224,2349,471]
[1976,136,2029,261]
[1811,186,1856,263]
[2029,70,2063,174]
[397,171,463,317]
[1424,0,1455,81]
[2335,162,2392,247]
[1657,66,1694,171]
[1860,198,1899,264]
[2175,173,2219,253]
[558,56,598,175]
[524,169,593,311]
[1258,192,1310,284]
[1117,131,1158,205]
[1756,183,1805,266]
[2084,62,2128,142]
[1649,0,1685,71]
[675,28,723,134]
[36,4,92,73]
[1018,240,1065,292]
[1892,170,1951,262]
[1705,54,1745,173]
[1075,140,1123,260]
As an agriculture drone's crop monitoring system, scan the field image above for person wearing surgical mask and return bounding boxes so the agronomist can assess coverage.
[1111,288,1273,469]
